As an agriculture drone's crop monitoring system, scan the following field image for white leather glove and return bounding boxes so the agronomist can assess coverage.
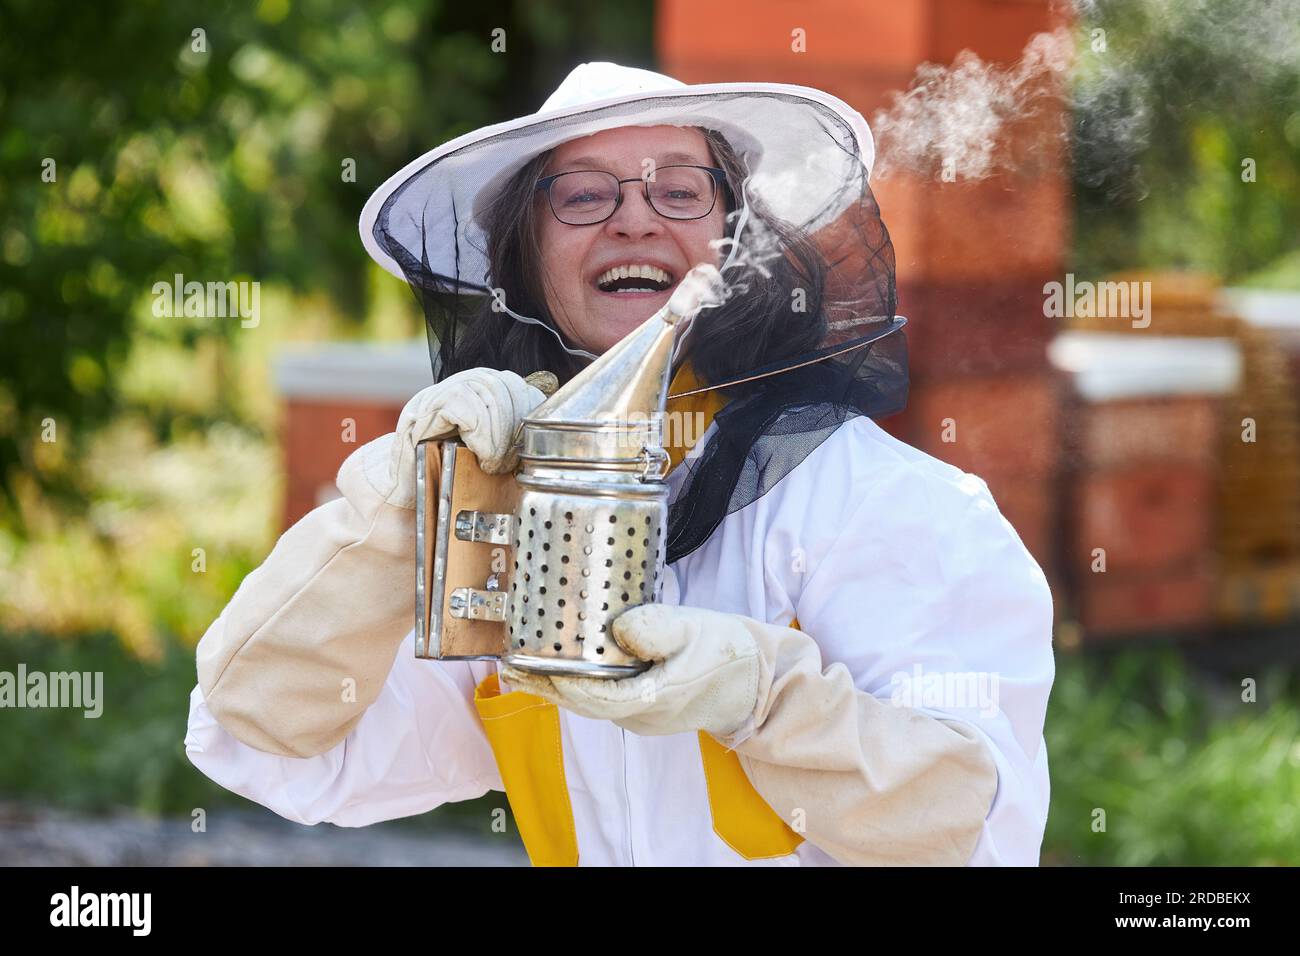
[499,603,763,738]
[382,367,546,509]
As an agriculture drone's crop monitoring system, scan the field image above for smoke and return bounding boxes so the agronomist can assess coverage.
[1142,0,1300,78]
[871,28,1075,181]
[707,206,783,295]
[868,0,1300,185]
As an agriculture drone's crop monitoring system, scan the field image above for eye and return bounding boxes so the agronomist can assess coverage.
[652,180,702,199]
[563,189,609,206]
[649,167,712,209]
[551,171,617,208]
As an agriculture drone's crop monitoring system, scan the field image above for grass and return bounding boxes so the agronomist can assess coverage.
[1043,644,1300,865]
[0,626,507,837]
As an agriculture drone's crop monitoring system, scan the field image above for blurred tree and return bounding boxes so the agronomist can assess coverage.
[1071,0,1300,283]
[0,0,653,526]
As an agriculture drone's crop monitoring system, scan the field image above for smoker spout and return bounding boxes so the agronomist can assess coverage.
[522,264,724,428]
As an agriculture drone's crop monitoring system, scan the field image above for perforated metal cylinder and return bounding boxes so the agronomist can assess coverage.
[503,472,665,677]
[498,289,687,678]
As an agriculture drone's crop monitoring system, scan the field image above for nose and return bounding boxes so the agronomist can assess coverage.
[603,181,662,239]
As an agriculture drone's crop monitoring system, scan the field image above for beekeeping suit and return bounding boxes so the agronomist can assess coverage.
[185,62,1056,866]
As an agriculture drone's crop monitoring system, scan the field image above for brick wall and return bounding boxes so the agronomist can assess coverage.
[658,0,1069,594]
[282,398,403,527]
[1049,330,1240,640]
[1064,396,1222,639]
[275,343,432,529]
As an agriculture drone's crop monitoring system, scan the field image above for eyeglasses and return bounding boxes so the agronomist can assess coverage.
[536,165,727,225]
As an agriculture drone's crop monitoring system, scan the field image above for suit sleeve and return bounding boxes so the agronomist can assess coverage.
[719,459,1055,866]
[185,639,502,827]
[193,432,424,758]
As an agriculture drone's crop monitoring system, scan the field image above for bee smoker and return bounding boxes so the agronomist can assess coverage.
[415,266,720,678]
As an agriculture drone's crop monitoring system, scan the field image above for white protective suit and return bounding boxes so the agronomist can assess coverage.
[185,387,1056,866]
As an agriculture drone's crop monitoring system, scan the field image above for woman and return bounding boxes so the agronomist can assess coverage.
[185,62,1055,866]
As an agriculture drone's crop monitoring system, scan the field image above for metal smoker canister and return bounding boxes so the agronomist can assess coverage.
[502,270,715,678]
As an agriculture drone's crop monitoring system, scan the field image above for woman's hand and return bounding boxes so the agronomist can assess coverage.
[499,603,763,738]
[384,367,546,508]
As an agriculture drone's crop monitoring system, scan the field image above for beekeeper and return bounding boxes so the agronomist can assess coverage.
[185,62,1056,866]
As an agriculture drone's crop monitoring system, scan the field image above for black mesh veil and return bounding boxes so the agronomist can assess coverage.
[365,86,908,564]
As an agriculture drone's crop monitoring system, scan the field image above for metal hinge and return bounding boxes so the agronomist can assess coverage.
[448,587,508,622]
[454,510,515,545]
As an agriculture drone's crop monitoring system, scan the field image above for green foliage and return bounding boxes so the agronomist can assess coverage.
[0,0,651,833]
[0,628,231,815]
[1071,0,1300,284]
[0,414,278,656]
[1044,647,1300,865]
[0,626,513,837]
[0,0,654,521]
[1239,249,1300,290]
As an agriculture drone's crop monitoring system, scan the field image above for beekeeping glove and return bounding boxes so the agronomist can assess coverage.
[499,603,763,738]
[196,367,544,757]
[383,367,546,509]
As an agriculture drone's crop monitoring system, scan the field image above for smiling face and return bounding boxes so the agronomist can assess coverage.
[534,125,728,355]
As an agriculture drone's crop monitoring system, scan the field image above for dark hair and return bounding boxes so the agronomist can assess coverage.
[433,128,829,398]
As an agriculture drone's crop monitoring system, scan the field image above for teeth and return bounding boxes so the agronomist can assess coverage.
[596,264,673,289]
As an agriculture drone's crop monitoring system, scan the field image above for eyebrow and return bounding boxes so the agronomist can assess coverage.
[551,151,708,173]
